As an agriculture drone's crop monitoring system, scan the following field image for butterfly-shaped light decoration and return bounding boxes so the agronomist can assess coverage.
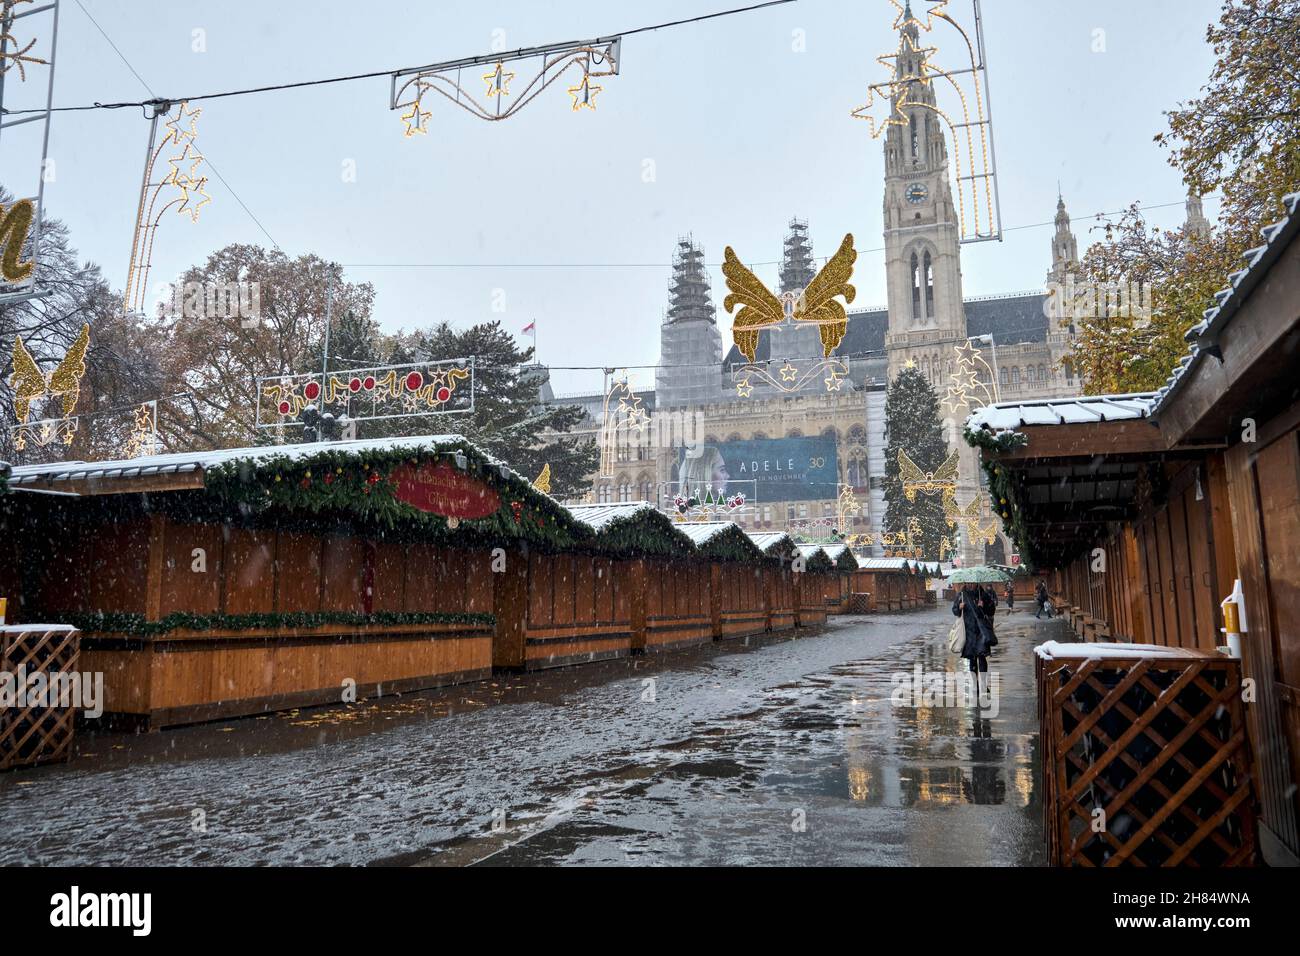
[898,448,959,501]
[944,493,999,545]
[9,323,90,422]
[532,463,552,494]
[723,233,857,363]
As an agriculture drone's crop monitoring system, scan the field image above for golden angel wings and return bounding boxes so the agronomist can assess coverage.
[898,448,959,500]
[723,233,857,363]
[8,323,90,421]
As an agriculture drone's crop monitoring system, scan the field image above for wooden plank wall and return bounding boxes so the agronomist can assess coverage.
[519,550,632,668]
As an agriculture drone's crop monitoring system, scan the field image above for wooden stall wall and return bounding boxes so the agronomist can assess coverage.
[642,558,712,649]
[75,515,495,728]
[516,550,632,668]
[797,572,829,627]
[1223,418,1300,866]
[764,565,796,632]
[714,562,766,639]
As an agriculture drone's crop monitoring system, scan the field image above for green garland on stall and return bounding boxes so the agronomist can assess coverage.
[202,440,590,552]
[835,548,859,572]
[588,509,695,558]
[802,550,835,574]
[692,525,766,564]
[963,425,1038,570]
[64,609,495,637]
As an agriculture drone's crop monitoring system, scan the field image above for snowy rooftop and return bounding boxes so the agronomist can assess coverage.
[563,501,660,531]
[1035,640,1220,660]
[5,435,474,487]
[855,557,940,573]
[1152,190,1300,414]
[965,394,1156,433]
[675,521,743,545]
[746,531,795,555]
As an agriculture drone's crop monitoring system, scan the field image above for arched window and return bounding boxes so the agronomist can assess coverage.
[999,367,1008,386]
[1038,364,1047,382]
[1010,367,1021,386]
[910,252,922,320]
[618,481,631,502]
[924,251,934,318]
[598,484,612,503]
[1027,365,1037,384]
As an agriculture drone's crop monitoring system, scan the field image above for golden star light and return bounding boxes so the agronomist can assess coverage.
[483,62,515,98]
[400,96,431,136]
[567,73,602,111]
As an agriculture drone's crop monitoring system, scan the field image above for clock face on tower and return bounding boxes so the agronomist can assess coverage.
[905,183,929,205]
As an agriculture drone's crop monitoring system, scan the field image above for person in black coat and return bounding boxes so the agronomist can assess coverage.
[979,585,999,646]
[952,584,996,694]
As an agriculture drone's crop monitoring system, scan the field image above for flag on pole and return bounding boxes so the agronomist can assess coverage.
[522,321,535,334]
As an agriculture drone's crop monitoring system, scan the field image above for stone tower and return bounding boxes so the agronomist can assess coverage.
[1047,192,1079,286]
[1184,189,1211,240]
[655,237,723,409]
[879,5,983,566]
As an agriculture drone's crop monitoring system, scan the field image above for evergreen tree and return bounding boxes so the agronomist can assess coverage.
[405,320,597,499]
[882,365,949,560]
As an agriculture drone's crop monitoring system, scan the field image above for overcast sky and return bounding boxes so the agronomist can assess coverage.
[1,0,1224,395]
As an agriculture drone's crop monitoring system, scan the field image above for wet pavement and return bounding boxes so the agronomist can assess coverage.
[0,606,1065,866]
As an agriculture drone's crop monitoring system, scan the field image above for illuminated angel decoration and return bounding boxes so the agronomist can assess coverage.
[9,323,89,421]
[533,463,552,494]
[723,233,857,363]
[898,448,959,500]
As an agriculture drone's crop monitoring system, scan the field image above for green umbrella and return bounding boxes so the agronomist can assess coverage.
[947,565,1012,584]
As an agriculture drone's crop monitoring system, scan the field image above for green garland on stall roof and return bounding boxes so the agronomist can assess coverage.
[201,440,591,552]
[802,550,835,574]
[835,548,859,572]
[691,526,766,564]
[587,509,696,558]
[0,460,10,496]
[963,424,1039,571]
[63,609,496,637]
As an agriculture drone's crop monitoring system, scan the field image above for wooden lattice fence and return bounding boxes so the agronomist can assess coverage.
[0,625,81,771]
[1036,641,1256,866]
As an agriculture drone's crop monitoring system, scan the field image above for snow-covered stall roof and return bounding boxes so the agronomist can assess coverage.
[965,394,1156,433]
[675,521,741,546]
[1152,190,1300,414]
[855,557,940,574]
[5,435,476,488]
[1035,640,1219,660]
[746,531,796,556]
[564,501,658,531]
[563,501,695,557]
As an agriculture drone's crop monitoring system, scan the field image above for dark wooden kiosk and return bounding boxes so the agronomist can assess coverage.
[747,532,799,633]
[0,436,588,729]
[794,544,834,628]
[677,522,768,640]
[966,183,1300,869]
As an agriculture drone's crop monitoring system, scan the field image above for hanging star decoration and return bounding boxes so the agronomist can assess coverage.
[824,366,846,391]
[162,102,211,222]
[735,378,753,398]
[483,62,515,98]
[0,197,36,283]
[0,1,47,81]
[8,324,90,422]
[532,463,552,494]
[898,448,959,501]
[567,72,602,111]
[779,362,799,382]
[942,340,998,413]
[724,233,856,363]
[400,85,431,136]
[889,0,952,32]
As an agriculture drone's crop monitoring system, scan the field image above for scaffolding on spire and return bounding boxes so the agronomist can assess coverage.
[779,218,816,294]
[665,236,716,325]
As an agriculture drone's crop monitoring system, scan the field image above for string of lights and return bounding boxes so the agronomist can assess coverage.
[1,1,795,116]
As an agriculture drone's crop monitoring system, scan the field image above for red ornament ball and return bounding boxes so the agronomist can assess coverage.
[277,401,291,415]
[363,376,376,391]
[436,386,451,403]
[405,371,423,391]
[304,381,320,400]
[348,377,362,393]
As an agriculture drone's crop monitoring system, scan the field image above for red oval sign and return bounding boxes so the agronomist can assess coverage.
[390,462,501,519]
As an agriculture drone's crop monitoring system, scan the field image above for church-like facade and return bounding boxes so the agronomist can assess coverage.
[569,11,1203,564]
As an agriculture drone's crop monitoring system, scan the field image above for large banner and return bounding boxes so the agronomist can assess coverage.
[677,437,838,503]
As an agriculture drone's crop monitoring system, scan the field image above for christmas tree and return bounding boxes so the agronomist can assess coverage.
[883,364,949,560]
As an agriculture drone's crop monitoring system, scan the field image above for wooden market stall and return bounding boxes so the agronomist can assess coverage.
[794,544,834,627]
[747,532,799,633]
[965,184,1300,868]
[676,522,768,640]
[818,544,859,614]
[0,436,589,729]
